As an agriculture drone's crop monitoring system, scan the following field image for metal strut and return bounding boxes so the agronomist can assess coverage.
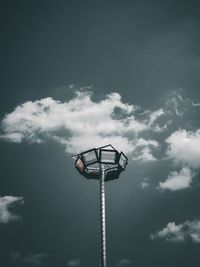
[100,165,106,267]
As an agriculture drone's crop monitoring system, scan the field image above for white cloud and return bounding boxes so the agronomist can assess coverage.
[23,253,48,265]
[67,259,80,266]
[140,178,150,189]
[148,108,164,125]
[141,181,150,189]
[131,138,159,162]
[118,258,132,265]
[0,196,24,223]
[165,90,189,117]
[0,91,161,159]
[192,101,200,107]
[150,222,184,242]
[151,219,200,243]
[10,252,21,262]
[166,129,200,168]
[10,252,48,266]
[134,146,158,162]
[159,167,194,191]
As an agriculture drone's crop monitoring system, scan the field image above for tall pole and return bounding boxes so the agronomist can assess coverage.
[100,164,106,267]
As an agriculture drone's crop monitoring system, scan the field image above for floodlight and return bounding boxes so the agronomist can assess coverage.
[118,152,128,170]
[75,157,85,173]
[99,149,117,164]
[81,148,98,166]
[105,166,120,181]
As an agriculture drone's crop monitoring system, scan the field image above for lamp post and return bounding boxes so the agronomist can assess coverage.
[74,144,128,267]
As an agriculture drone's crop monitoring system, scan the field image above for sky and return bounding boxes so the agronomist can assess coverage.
[0,1,200,266]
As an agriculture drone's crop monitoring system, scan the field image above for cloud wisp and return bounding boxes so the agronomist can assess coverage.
[118,258,132,265]
[0,196,24,223]
[67,258,81,266]
[151,219,200,243]
[140,177,150,189]
[0,91,163,161]
[10,252,48,266]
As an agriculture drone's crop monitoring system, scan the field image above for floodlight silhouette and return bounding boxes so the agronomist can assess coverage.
[73,144,128,267]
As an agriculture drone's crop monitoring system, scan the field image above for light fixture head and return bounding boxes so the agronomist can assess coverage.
[74,144,128,181]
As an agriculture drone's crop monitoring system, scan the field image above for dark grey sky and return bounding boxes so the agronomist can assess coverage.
[1,1,200,267]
